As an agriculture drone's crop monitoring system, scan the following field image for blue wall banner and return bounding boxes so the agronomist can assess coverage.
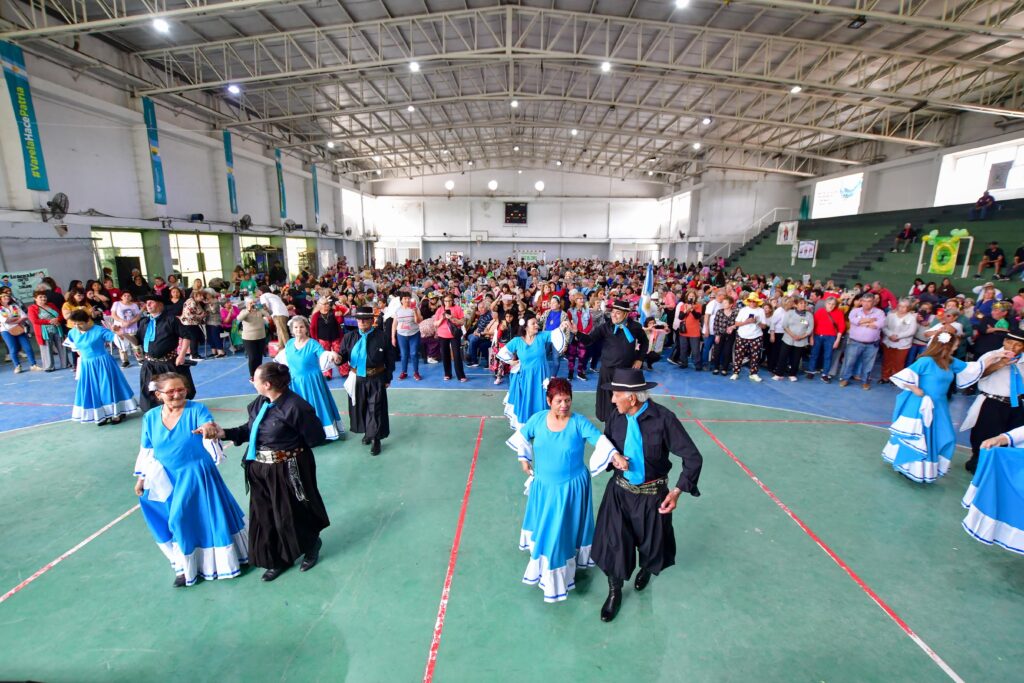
[222,131,238,214]
[141,97,167,205]
[0,41,48,192]
[275,148,286,219]
[311,163,320,224]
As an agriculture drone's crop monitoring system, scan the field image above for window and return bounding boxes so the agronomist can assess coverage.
[169,233,223,287]
[935,135,1024,205]
[239,236,271,271]
[286,237,316,279]
[92,229,147,286]
[812,173,864,219]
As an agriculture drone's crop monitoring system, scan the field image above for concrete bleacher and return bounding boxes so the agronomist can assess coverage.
[728,198,1024,299]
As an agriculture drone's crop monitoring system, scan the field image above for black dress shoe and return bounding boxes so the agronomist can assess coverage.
[361,435,372,445]
[634,568,652,592]
[173,574,187,588]
[261,567,286,582]
[965,456,979,474]
[370,439,381,456]
[600,578,623,622]
[300,538,322,572]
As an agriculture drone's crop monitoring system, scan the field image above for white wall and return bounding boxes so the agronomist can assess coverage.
[695,171,801,239]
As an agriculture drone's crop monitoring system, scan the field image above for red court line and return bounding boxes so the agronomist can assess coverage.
[423,417,486,683]
[0,505,139,606]
[690,417,965,683]
[680,418,890,425]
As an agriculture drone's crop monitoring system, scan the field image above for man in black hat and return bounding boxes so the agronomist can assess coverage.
[592,367,703,622]
[588,300,648,422]
[960,331,1024,472]
[129,295,195,411]
[338,306,397,456]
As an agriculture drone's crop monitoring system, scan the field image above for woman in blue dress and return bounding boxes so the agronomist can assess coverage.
[883,330,985,483]
[963,425,1024,554]
[134,373,248,587]
[506,378,624,602]
[497,312,571,430]
[66,309,138,425]
[274,315,345,440]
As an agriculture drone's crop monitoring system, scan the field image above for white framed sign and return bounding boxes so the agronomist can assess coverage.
[776,221,799,245]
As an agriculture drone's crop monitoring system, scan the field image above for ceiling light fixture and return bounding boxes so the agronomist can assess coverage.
[373,155,381,162]
[376,169,382,175]
[648,170,654,176]
[790,85,802,94]
[600,61,611,73]
[407,104,416,112]
[152,18,170,33]
[409,61,420,72]
[848,15,867,29]
[518,169,523,174]
[510,99,519,108]
[513,145,520,152]
[555,160,562,166]
[227,84,241,95]
[692,142,702,150]
[444,180,455,191]
[468,160,474,166]
[570,128,578,136]
[326,141,335,149]
[675,0,690,8]
[701,117,712,125]
[487,180,498,191]
[442,149,450,154]
[534,180,545,192]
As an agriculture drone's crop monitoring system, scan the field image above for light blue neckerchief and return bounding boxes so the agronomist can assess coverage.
[1011,355,1023,408]
[623,401,649,485]
[351,329,370,377]
[143,313,159,352]
[614,323,635,344]
[245,400,274,461]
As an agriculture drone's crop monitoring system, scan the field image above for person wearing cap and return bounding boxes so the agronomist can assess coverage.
[959,330,1024,473]
[730,293,767,381]
[592,368,703,622]
[131,295,196,412]
[587,300,648,422]
[883,331,986,483]
[338,306,396,456]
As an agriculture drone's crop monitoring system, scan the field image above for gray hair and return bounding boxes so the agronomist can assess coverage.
[288,315,310,331]
[898,297,914,309]
[630,390,650,405]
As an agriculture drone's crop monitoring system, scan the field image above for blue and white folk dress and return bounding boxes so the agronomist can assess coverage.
[961,424,1024,554]
[67,325,138,422]
[134,402,248,585]
[506,411,617,602]
[883,355,984,483]
[275,338,344,440]
[497,329,567,430]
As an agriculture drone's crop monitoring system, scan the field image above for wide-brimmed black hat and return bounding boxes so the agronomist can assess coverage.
[600,367,658,392]
[354,306,376,319]
[139,294,163,303]
[610,299,632,312]
[1008,330,1024,343]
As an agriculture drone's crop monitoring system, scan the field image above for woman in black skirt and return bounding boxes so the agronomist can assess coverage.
[207,362,330,582]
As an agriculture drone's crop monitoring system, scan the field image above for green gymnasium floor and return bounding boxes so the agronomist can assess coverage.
[1,389,1020,682]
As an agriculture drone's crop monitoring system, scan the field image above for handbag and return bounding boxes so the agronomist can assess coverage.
[8,323,25,336]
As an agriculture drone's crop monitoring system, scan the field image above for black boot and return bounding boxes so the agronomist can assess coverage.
[965,455,979,474]
[600,576,623,622]
[361,435,371,445]
[370,438,382,456]
[300,538,322,572]
[261,566,286,582]
[634,568,652,591]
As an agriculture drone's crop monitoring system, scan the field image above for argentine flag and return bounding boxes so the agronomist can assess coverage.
[639,261,655,323]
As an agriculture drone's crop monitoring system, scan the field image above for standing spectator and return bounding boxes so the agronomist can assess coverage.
[975,241,1006,279]
[730,293,767,382]
[839,294,886,390]
[28,288,67,372]
[204,291,226,358]
[111,290,143,367]
[968,190,996,221]
[871,281,898,312]
[672,292,703,370]
[907,303,935,365]
[642,318,668,370]
[486,309,517,385]
[180,289,208,360]
[1,289,41,373]
[236,297,270,380]
[310,296,344,379]
[709,295,737,376]
[766,297,790,372]
[772,296,814,382]
[434,293,467,382]
[258,286,291,343]
[806,296,844,383]
[879,298,918,382]
[565,292,594,381]
[392,291,422,381]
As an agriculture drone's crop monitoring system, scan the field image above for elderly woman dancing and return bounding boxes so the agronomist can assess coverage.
[497,312,571,430]
[134,373,248,587]
[274,315,345,440]
[66,309,139,425]
[506,378,624,602]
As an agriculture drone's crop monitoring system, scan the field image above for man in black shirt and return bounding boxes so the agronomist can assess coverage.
[588,300,648,422]
[1001,244,1024,281]
[133,295,194,411]
[592,368,703,622]
[975,241,1006,279]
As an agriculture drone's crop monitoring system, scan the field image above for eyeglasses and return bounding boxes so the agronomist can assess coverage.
[158,388,188,395]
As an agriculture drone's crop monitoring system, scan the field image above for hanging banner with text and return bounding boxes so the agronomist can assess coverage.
[274,148,286,219]
[0,41,48,191]
[311,163,320,225]
[141,97,166,205]
[0,268,47,302]
[222,131,238,215]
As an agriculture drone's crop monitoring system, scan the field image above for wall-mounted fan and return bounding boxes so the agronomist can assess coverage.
[42,192,69,221]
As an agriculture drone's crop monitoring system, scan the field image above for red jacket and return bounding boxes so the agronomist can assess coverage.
[813,307,846,337]
[28,303,64,345]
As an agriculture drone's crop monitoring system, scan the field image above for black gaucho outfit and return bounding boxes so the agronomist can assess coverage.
[223,390,330,570]
[137,313,195,412]
[589,319,648,422]
[339,327,397,441]
[592,400,703,581]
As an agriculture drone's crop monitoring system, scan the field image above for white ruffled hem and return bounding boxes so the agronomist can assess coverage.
[961,500,1024,555]
[519,530,593,603]
[324,422,343,441]
[71,398,139,423]
[155,527,249,585]
[503,392,523,431]
[882,441,949,483]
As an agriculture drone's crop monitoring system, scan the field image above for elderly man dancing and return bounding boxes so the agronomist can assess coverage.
[592,367,703,622]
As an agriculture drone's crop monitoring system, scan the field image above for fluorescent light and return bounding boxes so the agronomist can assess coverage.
[409,61,420,72]
[675,0,690,8]
[701,117,712,125]
[692,142,701,150]
[570,128,578,136]
[487,180,498,191]
[227,84,241,95]
[555,160,562,166]
[510,100,519,108]
[790,85,802,94]
[647,170,654,176]
[513,145,520,152]
[152,18,170,33]
[444,180,455,191]
[534,180,545,192]
[468,160,474,166]
[442,149,449,154]
[600,61,611,73]
[407,104,416,112]
[327,141,335,149]
[376,169,382,175]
